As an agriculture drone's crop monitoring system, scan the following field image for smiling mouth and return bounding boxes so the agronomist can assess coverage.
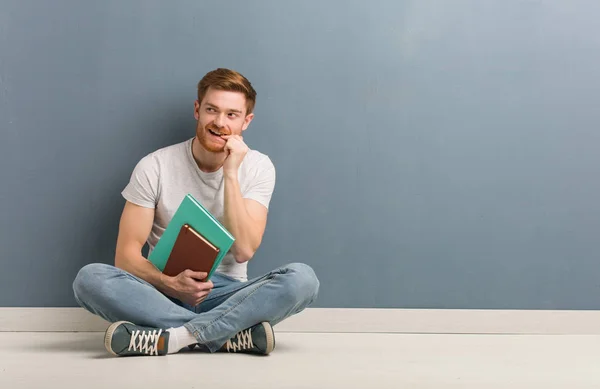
[208,128,226,137]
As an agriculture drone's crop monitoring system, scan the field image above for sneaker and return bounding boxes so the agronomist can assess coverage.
[104,321,169,356]
[223,322,275,355]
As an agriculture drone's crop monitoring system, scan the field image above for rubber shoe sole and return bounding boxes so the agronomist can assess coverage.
[262,322,275,354]
[105,321,132,356]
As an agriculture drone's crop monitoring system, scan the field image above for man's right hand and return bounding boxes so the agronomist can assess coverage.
[162,269,214,306]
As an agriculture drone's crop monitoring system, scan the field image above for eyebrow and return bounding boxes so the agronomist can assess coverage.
[205,103,243,114]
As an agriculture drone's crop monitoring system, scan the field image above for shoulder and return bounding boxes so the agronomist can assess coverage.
[242,149,275,173]
[134,138,192,169]
[238,149,276,189]
[146,138,191,161]
[239,149,277,206]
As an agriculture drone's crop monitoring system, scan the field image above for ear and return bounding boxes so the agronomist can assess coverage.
[194,100,200,120]
[241,113,254,132]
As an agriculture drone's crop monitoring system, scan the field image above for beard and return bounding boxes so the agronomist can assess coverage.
[196,122,233,153]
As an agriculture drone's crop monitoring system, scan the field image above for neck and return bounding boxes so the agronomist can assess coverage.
[191,137,226,173]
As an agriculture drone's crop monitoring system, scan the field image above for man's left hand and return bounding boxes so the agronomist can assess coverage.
[222,135,249,177]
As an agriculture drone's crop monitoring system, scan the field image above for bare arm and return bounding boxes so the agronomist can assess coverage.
[114,201,169,290]
[220,134,271,263]
[115,201,213,305]
[223,174,268,263]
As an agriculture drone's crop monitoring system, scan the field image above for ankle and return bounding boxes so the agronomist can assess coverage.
[166,326,198,354]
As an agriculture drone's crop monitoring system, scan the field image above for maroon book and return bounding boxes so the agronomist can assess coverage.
[162,224,220,281]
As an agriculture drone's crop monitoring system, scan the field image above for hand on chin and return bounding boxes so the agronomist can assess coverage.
[222,135,248,176]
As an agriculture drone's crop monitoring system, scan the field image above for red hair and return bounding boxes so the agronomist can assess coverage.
[197,68,257,114]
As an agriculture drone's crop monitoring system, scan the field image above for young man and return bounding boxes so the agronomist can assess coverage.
[72,68,319,357]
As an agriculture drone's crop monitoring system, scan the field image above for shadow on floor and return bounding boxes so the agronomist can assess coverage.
[19,331,293,358]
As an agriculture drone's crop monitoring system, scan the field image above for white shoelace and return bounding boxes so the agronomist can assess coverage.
[226,328,254,352]
[128,329,163,355]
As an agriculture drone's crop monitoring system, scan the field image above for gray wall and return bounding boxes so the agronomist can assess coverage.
[1,1,600,309]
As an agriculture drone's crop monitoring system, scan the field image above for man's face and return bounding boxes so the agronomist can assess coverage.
[194,88,254,153]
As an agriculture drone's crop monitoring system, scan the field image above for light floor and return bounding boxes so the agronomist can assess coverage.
[1,332,599,388]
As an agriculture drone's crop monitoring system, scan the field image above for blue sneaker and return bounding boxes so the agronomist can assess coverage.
[223,322,275,355]
[104,321,169,356]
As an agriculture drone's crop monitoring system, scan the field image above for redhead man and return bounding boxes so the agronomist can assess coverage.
[73,68,319,356]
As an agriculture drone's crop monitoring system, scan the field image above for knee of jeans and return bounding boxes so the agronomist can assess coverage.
[72,263,111,303]
[282,263,320,305]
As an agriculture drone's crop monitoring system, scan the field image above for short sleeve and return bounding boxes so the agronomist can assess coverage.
[121,155,159,208]
[243,157,276,210]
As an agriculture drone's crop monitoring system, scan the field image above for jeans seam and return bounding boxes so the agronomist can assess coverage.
[203,284,247,302]
[192,277,273,339]
[203,270,275,302]
[121,272,151,286]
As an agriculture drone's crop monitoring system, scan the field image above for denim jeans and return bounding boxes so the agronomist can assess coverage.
[72,262,319,352]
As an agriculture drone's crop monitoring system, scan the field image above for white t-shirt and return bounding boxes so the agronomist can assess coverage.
[121,137,276,281]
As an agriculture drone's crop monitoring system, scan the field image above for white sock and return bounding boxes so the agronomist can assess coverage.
[166,326,198,354]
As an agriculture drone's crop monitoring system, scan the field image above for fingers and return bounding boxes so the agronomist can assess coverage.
[198,280,214,291]
[180,270,213,295]
[184,289,211,307]
[188,278,213,293]
[221,135,243,143]
[190,279,213,293]
[184,269,208,280]
[193,290,210,306]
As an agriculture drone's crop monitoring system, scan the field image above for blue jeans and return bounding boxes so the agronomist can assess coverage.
[72,262,319,352]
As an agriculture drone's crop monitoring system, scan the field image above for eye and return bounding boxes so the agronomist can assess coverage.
[206,107,216,113]
[228,113,238,118]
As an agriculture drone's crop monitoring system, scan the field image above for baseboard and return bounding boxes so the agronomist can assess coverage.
[2,307,600,334]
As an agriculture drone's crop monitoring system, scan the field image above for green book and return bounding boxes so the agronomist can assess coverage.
[148,193,235,280]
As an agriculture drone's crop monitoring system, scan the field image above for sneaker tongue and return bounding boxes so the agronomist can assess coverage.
[157,335,166,352]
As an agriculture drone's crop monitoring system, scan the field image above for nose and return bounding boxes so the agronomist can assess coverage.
[213,113,225,128]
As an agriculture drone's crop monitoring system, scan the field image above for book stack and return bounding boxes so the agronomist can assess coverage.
[148,194,235,281]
